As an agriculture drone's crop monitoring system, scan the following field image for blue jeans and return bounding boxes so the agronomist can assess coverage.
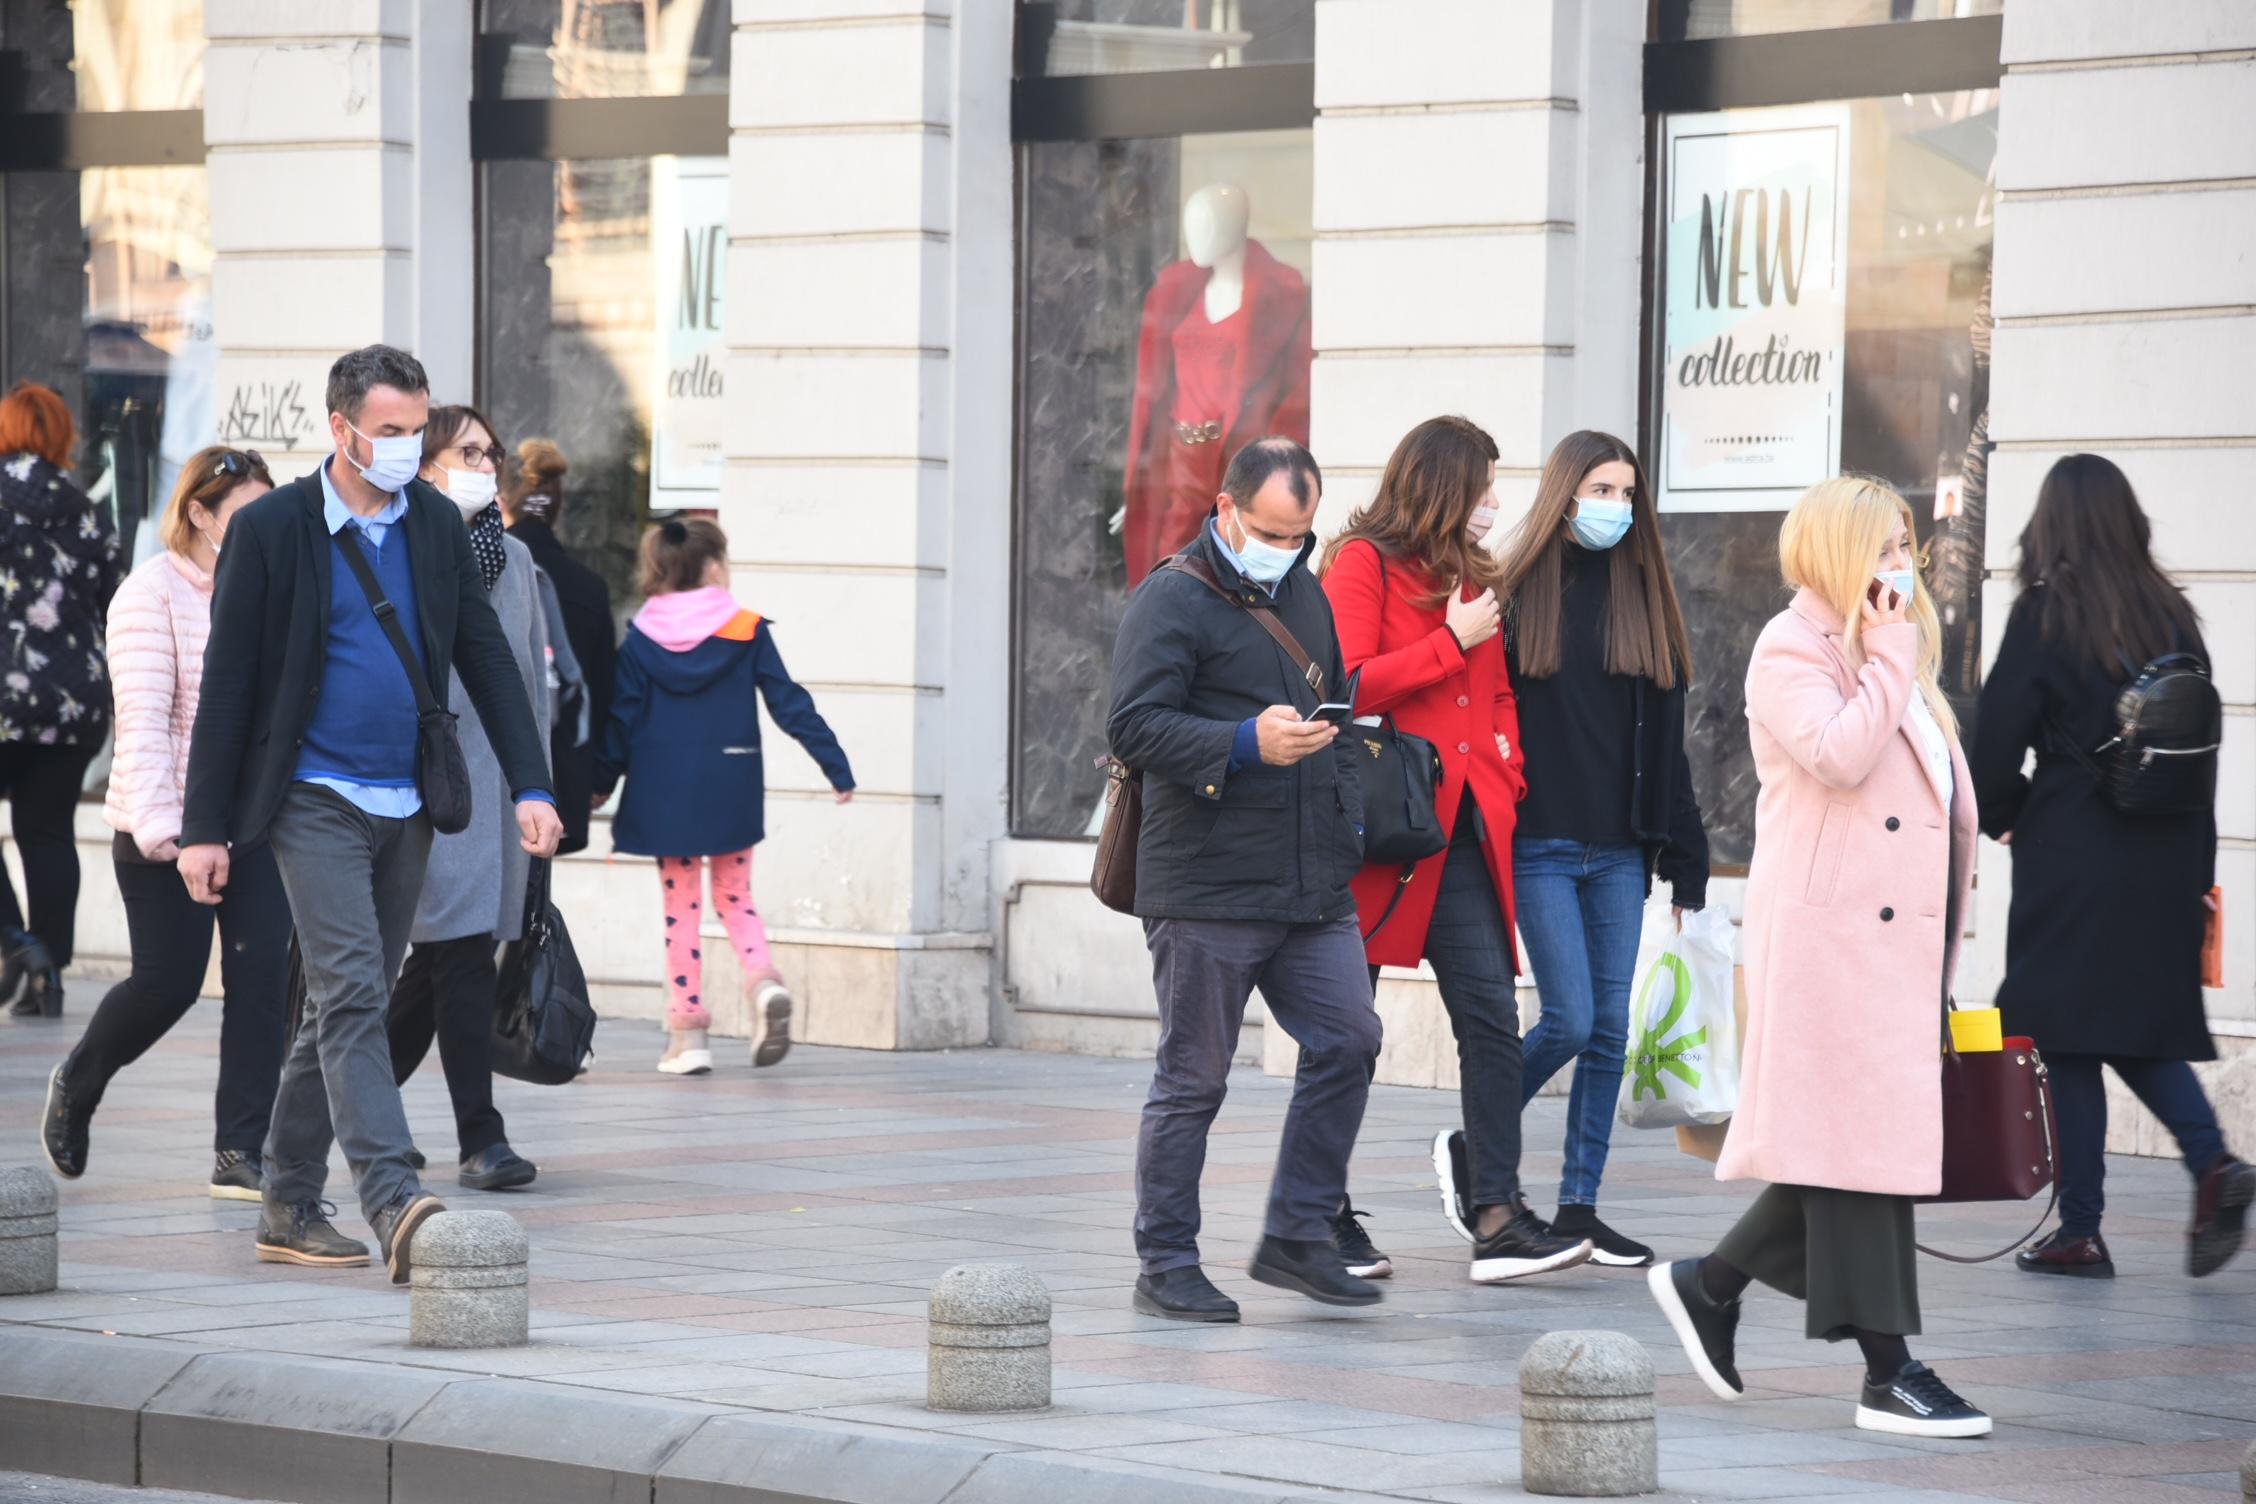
[2048,1053,2226,1237]
[1514,838,1646,1207]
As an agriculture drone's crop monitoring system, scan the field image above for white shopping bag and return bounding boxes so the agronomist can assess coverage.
[1618,904,1738,1129]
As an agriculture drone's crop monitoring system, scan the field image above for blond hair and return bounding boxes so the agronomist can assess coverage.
[1778,474,1956,735]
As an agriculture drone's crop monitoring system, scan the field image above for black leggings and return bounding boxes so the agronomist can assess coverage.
[66,841,293,1152]
[386,934,506,1159]
[0,743,96,965]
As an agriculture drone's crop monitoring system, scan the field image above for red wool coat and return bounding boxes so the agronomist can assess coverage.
[1121,239,1312,588]
[1322,539,1527,969]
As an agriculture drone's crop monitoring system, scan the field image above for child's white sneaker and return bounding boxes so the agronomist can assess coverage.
[658,1029,713,1076]
[750,974,793,1068]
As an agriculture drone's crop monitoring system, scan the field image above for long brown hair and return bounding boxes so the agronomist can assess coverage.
[1496,429,1691,689]
[162,446,272,555]
[2017,452,2199,674]
[1319,415,1505,606]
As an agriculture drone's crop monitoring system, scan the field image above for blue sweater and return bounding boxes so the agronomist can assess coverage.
[294,528,426,794]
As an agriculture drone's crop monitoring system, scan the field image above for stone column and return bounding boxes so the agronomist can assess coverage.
[1981,2,2256,1146]
[0,1166,58,1296]
[1275,0,1646,1089]
[926,1263,1051,1412]
[1518,1330,1658,1497]
[201,0,475,476]
[721,1,1011,1049]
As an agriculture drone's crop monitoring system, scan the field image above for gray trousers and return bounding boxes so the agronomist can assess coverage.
[1136,916,1383,1275]
[261,784,434,1224]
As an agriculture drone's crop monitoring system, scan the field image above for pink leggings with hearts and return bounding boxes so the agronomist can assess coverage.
[657,850,774,1031]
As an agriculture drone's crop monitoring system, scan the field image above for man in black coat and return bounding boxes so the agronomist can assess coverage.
[177,345,562,1285]
[1108,437,1382,1322]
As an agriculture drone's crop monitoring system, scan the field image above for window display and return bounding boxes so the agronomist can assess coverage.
[1020,0,1314,77]
[1012,131,1313,838]
[1668,0,2001,41]
[482,0,729,98]
[1655,88,1998,863]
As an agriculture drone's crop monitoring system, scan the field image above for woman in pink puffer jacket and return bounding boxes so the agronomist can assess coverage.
[38,447,295,1203]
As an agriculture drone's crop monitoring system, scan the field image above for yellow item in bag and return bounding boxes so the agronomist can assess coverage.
[1948,1007,2003,1053]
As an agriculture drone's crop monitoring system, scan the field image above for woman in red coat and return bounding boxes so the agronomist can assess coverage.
[1319,416,1594,1287]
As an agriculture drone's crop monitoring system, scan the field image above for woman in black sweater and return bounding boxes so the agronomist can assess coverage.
[1973,453,2250,1279]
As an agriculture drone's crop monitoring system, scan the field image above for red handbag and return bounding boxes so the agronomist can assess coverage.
[1915,1006,2059,1263]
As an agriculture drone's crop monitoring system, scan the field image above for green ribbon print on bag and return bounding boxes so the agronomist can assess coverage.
[1627,952,1706,1102]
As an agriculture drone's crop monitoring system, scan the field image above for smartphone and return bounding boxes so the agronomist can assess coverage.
[1303,702,1354,728]
[1867,578,1902,611]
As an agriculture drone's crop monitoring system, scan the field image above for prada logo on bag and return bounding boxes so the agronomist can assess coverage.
[1363,739,1384,759]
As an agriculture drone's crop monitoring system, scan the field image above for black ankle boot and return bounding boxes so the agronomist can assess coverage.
[4,928,61,1018]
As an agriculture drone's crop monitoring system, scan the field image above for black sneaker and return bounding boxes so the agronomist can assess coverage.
[1551,1204,1652,1267]
[371,1192,447,1285]
[209,1149,263,1202]
[40,1062,90,1179]
[3,928,61,1018]
[1647,1259,1744,1400]
[1471,1207,1592,1283]
[1856,1360,1991,1438]
[1432,1129,1474,1243]
[458,1143,538,1191]
[1133,1266,1240,1323]
[1330,1200,1392,1279]
[1247,1235,1382,1307]
[255,1200,371,1268]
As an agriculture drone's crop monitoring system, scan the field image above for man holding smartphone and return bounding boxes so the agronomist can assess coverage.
[1106,437,1381,1322]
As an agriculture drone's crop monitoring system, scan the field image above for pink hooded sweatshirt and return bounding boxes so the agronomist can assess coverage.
[632,586,746,652]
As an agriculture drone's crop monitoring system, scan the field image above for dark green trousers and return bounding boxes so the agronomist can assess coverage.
[1715,1184,1921,1342]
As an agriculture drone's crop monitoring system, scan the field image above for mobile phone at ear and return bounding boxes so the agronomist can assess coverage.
[1303,702,1353,728]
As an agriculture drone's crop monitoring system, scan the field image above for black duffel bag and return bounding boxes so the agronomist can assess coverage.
[491,858,597,1084]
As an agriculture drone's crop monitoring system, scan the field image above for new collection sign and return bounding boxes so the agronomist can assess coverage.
[651,155,729,510]
[1658,105,1852,513]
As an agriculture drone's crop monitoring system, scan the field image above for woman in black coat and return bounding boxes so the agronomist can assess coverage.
[1972,453,2251,1280]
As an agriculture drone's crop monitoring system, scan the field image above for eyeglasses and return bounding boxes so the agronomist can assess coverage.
[213,450,268,481]
[453,444,506,468]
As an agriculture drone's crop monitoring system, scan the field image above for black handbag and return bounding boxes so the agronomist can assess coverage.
[1354,551,1449,940]
[491,858,597,1085]
[334,533,475,836]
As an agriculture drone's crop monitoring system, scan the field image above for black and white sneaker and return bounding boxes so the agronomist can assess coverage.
[1856,1361,1991,1439]
[1330,1200,1392,1278]
[1432,1129,1474,1243]
[209,1149,263,1202]
[1551,1204,1652,1267]
[1647,1260,1744,1400]
[1470,1206,1591,1283]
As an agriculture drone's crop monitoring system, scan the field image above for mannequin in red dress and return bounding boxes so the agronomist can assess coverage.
[1120,184,1312,587]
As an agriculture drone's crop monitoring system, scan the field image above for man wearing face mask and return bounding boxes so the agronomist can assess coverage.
[377,404,553,1193]
[180,345,564,1285]
[1107,436,1383,1322]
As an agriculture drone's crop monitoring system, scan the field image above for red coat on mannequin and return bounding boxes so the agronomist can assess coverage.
[1121,239,1312,587]
[1322,538,1527,971]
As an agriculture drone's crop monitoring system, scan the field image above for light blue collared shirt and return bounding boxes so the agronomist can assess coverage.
[301,459,422,819]
[1207,517,1280,598]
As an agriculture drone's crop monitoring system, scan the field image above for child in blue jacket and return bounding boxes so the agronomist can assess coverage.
[601,519,854,1075]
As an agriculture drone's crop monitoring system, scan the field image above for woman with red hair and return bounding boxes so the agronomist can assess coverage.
[0,382,124,1016]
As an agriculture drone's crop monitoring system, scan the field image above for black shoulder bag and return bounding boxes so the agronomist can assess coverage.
[1354,549,1447,940]
[333,533,475,835]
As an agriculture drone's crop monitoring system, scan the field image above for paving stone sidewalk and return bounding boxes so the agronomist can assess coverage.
[2,1002,2251,1502]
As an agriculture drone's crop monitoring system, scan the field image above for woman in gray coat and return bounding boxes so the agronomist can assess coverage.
[386,405,552,1191]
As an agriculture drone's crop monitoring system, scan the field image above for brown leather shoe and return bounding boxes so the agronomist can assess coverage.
[2015,1229,2114,1279]
[2190,1156,2254,1278]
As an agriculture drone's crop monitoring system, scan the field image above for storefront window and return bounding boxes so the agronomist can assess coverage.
[1021,1,1314,77]
[483,0,730,98]
[1669,0,2001,41]
[68,0,206,112]
[483,154,720,603]
[1012,129,1313,838]
[1654,88,1998,862]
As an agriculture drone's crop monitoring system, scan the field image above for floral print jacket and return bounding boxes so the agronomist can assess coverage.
[0,452,122,746]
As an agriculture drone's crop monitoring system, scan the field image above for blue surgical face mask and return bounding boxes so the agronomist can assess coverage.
[1875,567,1917,605]
[1224,517,1301,587]
[344,418,423,493]
[1567,497,1634,551]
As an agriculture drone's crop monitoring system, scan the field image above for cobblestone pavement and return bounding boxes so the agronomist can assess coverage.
[3,1001,2251,1502]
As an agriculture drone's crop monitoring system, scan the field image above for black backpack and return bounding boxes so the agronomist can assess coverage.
[2067,652,2221,816]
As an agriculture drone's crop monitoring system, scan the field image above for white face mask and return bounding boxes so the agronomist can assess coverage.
[444,466,498,519]
[1466,503,1499,543]
[343,418,423,493]
[1875,567,1917,606]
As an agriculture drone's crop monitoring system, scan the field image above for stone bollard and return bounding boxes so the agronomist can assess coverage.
[2240,1438,2253,1500]
[927,1263,1051,1412]
[1519,1330,1659,1498]
[409,1210,529,1349]
[0,1166,58,1296]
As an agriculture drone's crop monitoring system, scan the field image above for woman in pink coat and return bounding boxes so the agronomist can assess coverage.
[38,448,292,1202]
[1648,477,1992,1441]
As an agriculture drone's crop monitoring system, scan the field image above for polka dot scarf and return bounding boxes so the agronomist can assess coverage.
[468,502,508,592]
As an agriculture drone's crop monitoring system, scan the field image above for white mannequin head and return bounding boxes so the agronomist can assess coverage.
[1183,183,1251,269]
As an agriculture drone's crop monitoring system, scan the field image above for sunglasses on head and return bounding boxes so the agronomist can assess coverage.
[213,449,267,480]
